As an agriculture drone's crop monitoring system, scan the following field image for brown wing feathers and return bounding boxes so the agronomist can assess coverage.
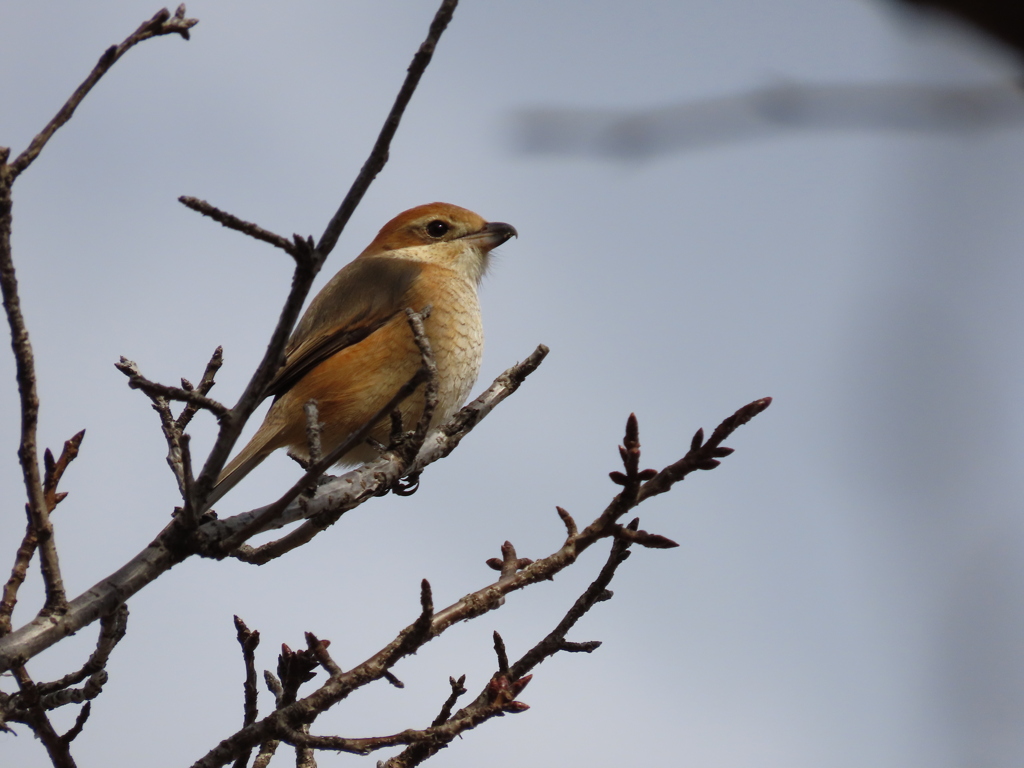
[267,258,423,399]
[207,257,425,504]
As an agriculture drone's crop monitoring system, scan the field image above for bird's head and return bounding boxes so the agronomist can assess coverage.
[358,202,517,284]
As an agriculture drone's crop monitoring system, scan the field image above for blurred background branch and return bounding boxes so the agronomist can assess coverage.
[513,81,1024,160]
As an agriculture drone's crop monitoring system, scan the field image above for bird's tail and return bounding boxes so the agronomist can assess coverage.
[205,426,280,508]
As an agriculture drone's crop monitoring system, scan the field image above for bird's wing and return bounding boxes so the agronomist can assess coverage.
[265,256,423,399]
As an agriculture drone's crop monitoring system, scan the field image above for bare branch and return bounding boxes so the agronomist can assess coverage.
[0,430,83,635]
[0,347,545,674]
[10,667,77,768]
[0,379,757,695]
[231,616,261,768]
[0,513,38,636]
[62,703,91,746]
[555,506,577,539]
[485,541,531,583]
[36,605,128,697]
[178,197,306,261]
[8,6,198,180]
[0,187,66,615]
[492,632,509,676]
[114,350,223,500]
[178,434,200,527]
[0,6,198,625]
[402,307,438,450]
[116,357,230,419]
[251,743,278,768]
[612,523,679,549]
[379,529,635,767]
[253,672,285,767]
[431,675,467,727]
[315,0,460,258]
[176,347,225,431]
[302,401,324,468]
[375,532,645,767]
[895,0,1024,58]
[514,81,1024,161]
[42,431,86,513]
[185,388,770,768]
[192,421,765,768]
[509,524,634,680]
[381,670,405,689]
[638,396,772,502]
[0,521,187,675]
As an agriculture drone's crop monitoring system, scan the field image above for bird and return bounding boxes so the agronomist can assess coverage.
[206,202,517,505]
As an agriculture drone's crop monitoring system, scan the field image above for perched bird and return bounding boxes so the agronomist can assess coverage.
[208,202,517,504]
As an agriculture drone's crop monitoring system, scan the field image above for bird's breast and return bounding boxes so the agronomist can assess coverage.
[271,267,484,465]
[422,273,483,423]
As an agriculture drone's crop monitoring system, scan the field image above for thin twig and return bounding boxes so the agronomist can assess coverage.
[116,351,223,499]
[11,667,77,768]
[315,0,460,258]
[116,357,230,419]
[431,676,467,726]
[231,616,261,768]
[509,523,635,679]
[62,703,91,746]
[179,197,304,260]
[637,396,771,502]
[42,431,86,514]
[0,430,83,634]
[35,605,128,696]
[176,347,225,430]
[402,307,438,451]
[0,513,39,636]
[379,529,634,767]
[8,6,197,180]
[302,401,324,468]
[0,186,65,615]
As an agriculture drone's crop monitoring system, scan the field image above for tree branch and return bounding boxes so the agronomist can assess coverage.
[0,349,545,674]
[10,668,77,768]
[0,430,84,636]
[0,188,65,614]
[115,357,230,420]
[230,616,260,768]
[7,6,197,180]
[35,605,128,698]
[178,197,305,260]
[185,401,770,768]
[315,0,460,258]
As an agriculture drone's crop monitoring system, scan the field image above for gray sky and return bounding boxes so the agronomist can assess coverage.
[3,1,1024,766]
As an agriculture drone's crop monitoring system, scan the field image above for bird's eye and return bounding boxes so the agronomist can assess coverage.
[426,220,450,238]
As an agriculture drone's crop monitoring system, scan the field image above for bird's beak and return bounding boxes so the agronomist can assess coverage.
[461,221,518,251]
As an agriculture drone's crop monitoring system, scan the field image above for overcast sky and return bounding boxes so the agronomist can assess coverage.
[3,1,1024,766]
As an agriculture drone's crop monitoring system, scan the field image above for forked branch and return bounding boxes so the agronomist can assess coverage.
[187,400,771,768]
